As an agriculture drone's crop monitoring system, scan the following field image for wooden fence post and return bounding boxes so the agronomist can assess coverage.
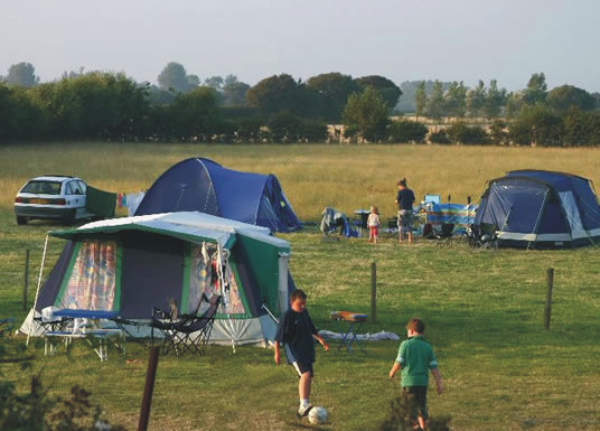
[544,268,554,330]
[371,261,377,323]
[138,347,160,431]
[23,249,30,311]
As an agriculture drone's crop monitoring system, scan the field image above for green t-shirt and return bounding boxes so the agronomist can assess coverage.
[395,335,438,387]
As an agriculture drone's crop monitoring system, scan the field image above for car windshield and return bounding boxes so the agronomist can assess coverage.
[21,181,63,195]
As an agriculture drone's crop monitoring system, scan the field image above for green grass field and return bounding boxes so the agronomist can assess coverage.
[1,143,599,430]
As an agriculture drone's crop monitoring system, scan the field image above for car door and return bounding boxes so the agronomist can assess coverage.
[67,180,85,217]
[77,180,88,214]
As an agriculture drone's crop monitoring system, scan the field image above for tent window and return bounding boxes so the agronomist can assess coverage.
[189,245,246,315]
[57,241,118,310]
[559,191,585,236]
[486,182,547,233]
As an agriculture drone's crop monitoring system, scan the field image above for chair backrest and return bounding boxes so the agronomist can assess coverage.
[177,295,222,333]
[202,295,221,319]
[425,194,441,204]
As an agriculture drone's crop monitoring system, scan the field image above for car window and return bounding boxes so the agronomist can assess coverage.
[77,181,87,194]
[21,181,62,195]
[71,181,83,195]
[64,182,74,195]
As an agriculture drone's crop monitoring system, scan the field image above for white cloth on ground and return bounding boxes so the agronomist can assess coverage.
[318,329,400,341]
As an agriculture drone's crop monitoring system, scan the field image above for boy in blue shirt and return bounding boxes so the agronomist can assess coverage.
[274,289,329,417]
[389,318,444,431]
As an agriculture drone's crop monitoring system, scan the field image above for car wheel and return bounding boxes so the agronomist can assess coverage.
[16,216,28,225]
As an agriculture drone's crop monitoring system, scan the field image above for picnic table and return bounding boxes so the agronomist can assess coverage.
[40,309,125,361]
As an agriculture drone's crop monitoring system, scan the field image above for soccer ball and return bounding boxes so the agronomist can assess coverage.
[308,406,328,425]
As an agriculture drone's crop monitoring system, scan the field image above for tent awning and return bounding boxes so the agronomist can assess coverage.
[50,211,291,251]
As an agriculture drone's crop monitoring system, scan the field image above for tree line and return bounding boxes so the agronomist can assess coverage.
[0,62,404,143]
[410,73,599,120]
[0,61,599,146]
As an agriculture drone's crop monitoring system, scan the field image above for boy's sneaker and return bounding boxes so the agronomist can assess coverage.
[296,404,313,418]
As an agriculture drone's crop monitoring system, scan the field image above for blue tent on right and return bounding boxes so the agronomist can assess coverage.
[474,170,600,248]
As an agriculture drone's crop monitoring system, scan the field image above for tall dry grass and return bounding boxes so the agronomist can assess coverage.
[1,142,599,220]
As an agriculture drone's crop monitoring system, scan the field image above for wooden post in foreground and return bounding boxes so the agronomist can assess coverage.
[371,261,377,323]
[138,347,160,431]
[544,268,554,330]
[23,249,30,311]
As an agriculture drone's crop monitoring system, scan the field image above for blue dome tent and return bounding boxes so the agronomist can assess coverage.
[474,170,600,248]
[135,158,302,233]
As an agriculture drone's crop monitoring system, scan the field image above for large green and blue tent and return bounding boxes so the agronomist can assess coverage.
[134,158,302,233]
[474,170,600,248]
[22,212,293,345]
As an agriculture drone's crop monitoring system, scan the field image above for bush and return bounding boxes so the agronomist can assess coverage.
[268,112,302,143]
[299,119,328,142]
[388,120,428,143]
[562,109,600,147]
[267,112,327,143]
[446,122,489,145]
[235,117,263,142]
[488,119,509,146]
[429,129,451,144]
[509,105,563,147]
[343,87,389,142]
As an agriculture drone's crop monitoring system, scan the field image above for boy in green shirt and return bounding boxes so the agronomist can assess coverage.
[389,318,444,431]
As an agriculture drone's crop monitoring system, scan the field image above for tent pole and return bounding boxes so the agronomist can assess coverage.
[261,304,279,324]
[529,190,549,250]
[27,234,49,346]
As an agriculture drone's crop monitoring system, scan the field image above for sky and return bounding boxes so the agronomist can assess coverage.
[2,0,599,92]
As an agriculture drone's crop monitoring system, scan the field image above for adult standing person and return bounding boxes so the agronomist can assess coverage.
[396,178,416,244]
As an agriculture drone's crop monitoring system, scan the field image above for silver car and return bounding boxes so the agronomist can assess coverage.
[14,175,95,225]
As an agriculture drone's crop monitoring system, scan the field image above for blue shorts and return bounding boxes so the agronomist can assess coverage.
[292,361,314,377]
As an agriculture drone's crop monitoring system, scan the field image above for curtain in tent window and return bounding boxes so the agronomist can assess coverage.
[59,241,117,310]
[189,245,246,315]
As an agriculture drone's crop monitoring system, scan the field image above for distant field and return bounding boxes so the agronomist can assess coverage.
[1,143,600,430]
[1,142,600,221]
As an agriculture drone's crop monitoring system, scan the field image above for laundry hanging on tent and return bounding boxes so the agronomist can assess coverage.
[117,192,146,216]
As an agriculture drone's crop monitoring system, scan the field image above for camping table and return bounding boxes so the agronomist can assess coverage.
[330,311,368,353]
[43,309,125,361]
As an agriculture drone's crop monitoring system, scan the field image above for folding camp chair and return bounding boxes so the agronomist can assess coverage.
[151,294,221,357]
[330,311,368,353]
